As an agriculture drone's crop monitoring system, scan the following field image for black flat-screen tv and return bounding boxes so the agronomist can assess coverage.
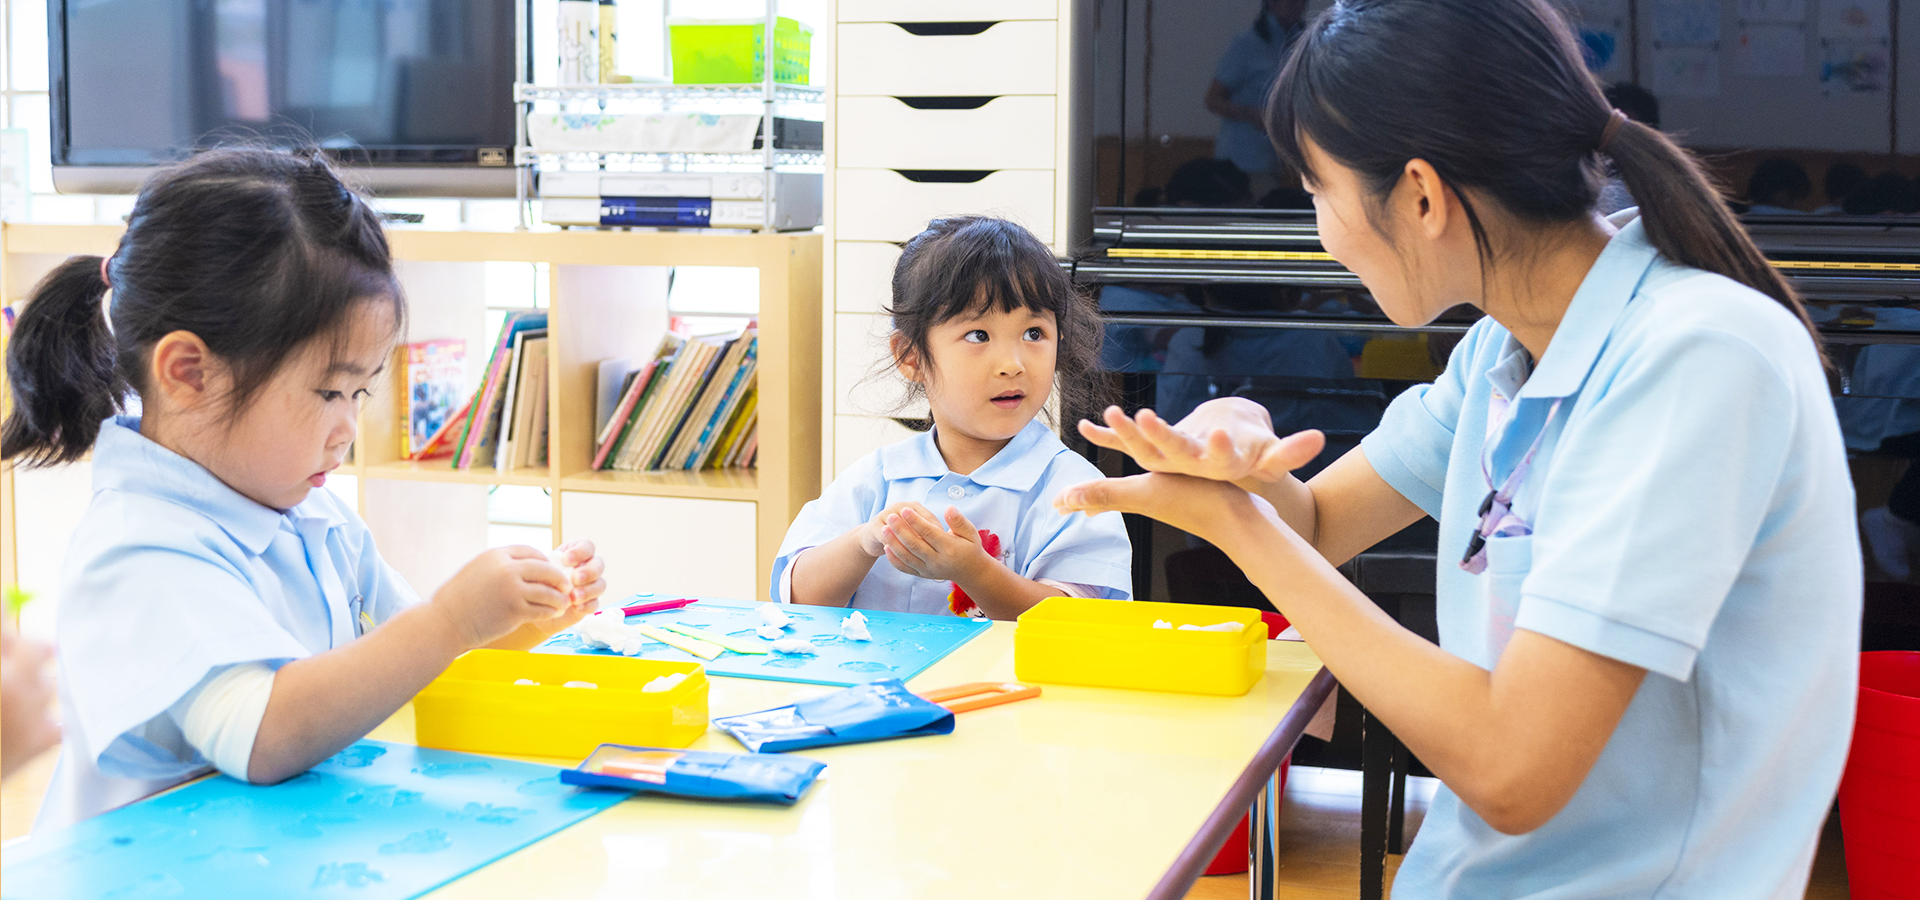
[49,0,520,196]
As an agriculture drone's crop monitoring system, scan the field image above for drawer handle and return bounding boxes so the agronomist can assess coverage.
[895,22,997,36]
[895,96,996,110]
[894,170,995,184]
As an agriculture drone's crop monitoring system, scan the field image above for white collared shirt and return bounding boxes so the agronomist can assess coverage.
[773,419,1133,615]
[36,417,422,830]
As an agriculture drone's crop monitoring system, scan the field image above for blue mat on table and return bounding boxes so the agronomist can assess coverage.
[535,595,992,687]
[0,741,624,900]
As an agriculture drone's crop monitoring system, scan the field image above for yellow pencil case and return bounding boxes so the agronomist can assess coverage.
[414,649,709,758]
[1013,598,1266,697]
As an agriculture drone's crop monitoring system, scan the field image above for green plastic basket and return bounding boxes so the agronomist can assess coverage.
[668,17,812,85]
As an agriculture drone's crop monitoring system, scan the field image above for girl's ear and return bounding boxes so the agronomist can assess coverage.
[150,330,219,408]
[891,333,923,384]
[1400,158,1454,242]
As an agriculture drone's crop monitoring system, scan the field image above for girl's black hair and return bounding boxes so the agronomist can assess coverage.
[3,147,402,466]
[1267,0,1821,353]
[885,216,1113,430]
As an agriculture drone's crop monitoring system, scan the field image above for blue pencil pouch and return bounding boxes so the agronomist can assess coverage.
[559,744,825,805]
[713,679,956,753]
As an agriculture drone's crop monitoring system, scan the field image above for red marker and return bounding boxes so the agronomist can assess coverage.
[620,597,700,617]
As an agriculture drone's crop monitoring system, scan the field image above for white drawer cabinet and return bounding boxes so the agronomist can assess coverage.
[837,22,1057,96]
[560,492,757,602]
[834,312,928,418]
[835,168,1055,244]
[837,1,1059,22]
[836,241,903,314]
[832,415,923,477]
[837,96,1056,171]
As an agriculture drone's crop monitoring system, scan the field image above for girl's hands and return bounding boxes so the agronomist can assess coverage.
[549,538,609,612]
[879,504,993,582]
[431,545,573,647]
[1077,400,1326,486]
[855,502,926,559]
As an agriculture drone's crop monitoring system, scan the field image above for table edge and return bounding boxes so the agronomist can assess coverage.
[1145,666,1339,900]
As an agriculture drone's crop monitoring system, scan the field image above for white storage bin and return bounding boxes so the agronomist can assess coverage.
[836,241,904,314]
[833,415,924,477]
[837,1,1059,23]
[837,96,1056,171]
[835,168,1055,245]
[837,21,1057,96]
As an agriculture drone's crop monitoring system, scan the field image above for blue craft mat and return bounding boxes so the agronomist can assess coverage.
[0,741,624,900]
[534,595,992,687]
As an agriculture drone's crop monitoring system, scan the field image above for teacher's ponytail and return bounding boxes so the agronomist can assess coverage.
[2,256,123,466]
[1268,0,1821,354]
[1599,117,1818,343]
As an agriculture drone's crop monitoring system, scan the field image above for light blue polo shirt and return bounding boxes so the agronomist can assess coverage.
[39,416,422,829]
[1362,214,1861,898]
[1212,16,1301,176]
[773,418,1132,614]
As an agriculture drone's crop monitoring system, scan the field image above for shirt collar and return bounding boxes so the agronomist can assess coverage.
[1512,210,1661,401]
[877,418,1065,492]
[91,416,342,554]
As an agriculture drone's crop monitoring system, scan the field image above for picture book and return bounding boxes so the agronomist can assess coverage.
[399,339,465,460]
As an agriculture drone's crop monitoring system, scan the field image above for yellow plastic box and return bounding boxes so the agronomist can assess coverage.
[414,649,709,759]
[1013,598,1266,697]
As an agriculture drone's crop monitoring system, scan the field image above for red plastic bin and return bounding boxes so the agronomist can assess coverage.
[1839,651,1920,899]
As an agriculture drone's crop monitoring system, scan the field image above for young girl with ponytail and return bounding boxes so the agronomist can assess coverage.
[3,149,608,828]
[1058,0,1858,895]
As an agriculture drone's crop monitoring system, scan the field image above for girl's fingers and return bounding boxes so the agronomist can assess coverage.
[574,577,608,604]
[886,515,936,560]
[900,508,948,543]
[573,550,606,585]
[512,558,573,592]
[945,507,979,544]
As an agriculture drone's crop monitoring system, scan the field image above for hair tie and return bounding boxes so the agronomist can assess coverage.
[99,256,111,289]
[1598,109,1630,153]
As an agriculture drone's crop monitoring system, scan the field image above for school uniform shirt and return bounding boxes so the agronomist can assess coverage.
[1362,212,1861,898]
[773,418,1132,614]
[36,416,422,830]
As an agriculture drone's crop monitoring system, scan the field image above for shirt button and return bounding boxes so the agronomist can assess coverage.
[947,485,966,499]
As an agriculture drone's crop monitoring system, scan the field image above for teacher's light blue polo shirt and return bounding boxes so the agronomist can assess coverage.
[1362,213,1860,898]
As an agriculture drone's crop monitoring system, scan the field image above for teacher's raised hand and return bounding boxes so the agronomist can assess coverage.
[1075,398,1326,488]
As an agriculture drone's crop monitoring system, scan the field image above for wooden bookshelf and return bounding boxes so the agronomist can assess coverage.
[1,222,822,605]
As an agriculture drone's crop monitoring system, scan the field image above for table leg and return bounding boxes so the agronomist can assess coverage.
[1249,772,1277,900]
[1361,707,1390,900]
[1388,737,1408,855]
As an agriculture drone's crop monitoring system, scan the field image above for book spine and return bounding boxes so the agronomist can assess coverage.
[647,344,727,470]
[686,342,757,469]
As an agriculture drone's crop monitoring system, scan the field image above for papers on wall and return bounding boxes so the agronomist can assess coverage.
[1816,0,1890,94]
[1573,0,1631,81]
[1652,45,1723,97]
[1737,23,1808,76]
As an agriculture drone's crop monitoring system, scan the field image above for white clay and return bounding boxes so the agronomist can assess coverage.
[769,638,817,655]
[755,623,786,640]
[642,672,688,693]
[756,604,794,629]
[840,610,872,642]
[577,610,651,656]
[563,681,598,689]
[1152,619,1174,630]
[1177,621,1245,633]
[513,678,540,686]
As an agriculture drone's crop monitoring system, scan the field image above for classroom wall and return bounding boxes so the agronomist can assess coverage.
[1621,0,1914,153]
